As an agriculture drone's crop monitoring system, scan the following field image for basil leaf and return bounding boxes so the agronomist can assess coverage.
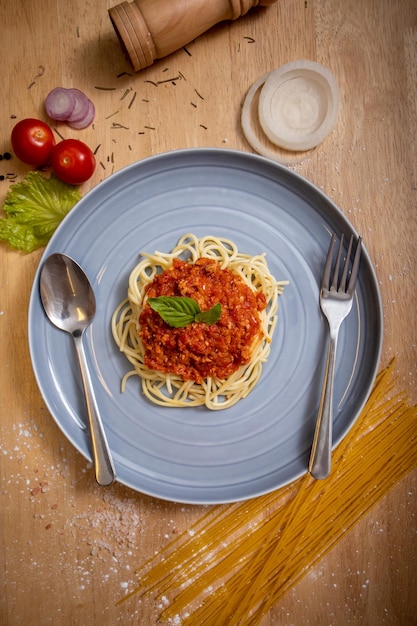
[148,296,200,328]
[147,296,221,327]
[195,302,222,325]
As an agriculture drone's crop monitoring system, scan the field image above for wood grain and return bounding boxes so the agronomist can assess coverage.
[0,1,416,624]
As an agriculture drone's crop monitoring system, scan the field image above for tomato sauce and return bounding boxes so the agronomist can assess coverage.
[139,258,266,383]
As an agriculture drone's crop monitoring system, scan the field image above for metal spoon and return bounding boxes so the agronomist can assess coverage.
[40,252,116,486]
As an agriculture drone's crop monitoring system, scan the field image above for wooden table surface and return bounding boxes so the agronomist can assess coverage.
[1,1,416,624]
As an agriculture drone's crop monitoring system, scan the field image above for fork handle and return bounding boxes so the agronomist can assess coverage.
[309,329,338,479]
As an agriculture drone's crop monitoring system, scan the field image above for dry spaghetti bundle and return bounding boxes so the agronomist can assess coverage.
[120,361,417,624]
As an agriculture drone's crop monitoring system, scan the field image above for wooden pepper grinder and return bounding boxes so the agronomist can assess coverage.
[109,0,278,72]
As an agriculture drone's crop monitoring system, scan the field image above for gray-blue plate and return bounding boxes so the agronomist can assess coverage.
[28,148,383,504]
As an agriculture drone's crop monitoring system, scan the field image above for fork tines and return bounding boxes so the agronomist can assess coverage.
[322,233,362,295]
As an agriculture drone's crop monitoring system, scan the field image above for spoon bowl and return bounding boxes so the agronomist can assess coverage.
[40,253,116,486]
[40,253,96,333]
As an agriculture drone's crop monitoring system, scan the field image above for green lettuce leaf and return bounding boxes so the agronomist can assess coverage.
[0,171,81,252]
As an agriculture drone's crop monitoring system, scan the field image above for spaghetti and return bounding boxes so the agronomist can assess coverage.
[118,361,417,625]
[111,233,287,409]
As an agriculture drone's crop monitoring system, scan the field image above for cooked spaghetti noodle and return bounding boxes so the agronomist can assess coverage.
[111,233,287,409]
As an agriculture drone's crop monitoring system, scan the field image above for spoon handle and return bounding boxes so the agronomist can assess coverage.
[73,333,116,486]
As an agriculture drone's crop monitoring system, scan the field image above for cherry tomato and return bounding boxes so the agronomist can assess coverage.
[11,118,56,166]
[51,138,96,185]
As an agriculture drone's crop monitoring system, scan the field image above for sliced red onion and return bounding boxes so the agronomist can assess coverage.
[66,88,91,123]
[67,98,95,129]
[45,87,76,121]
[45,87,95,129]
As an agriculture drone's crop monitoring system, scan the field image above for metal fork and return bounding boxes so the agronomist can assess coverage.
[309,233,362,479]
